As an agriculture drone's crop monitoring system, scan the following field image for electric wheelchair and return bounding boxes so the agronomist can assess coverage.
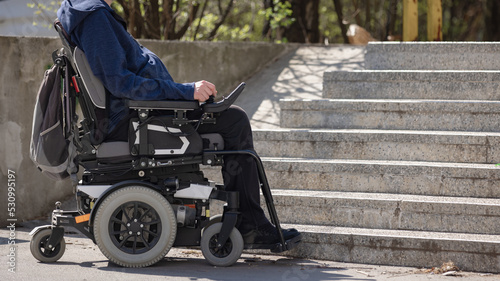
[29,21,301,268]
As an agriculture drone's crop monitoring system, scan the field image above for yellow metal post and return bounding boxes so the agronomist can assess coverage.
[403,0,418,41]
[427,0,443,41]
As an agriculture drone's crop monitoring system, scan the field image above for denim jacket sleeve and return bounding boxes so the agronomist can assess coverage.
[71,9,195,101]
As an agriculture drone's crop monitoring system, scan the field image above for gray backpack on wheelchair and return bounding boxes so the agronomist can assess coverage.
[29,19,300,268]
[30,50,77,181]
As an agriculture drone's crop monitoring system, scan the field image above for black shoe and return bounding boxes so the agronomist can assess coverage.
[242,224,301,245]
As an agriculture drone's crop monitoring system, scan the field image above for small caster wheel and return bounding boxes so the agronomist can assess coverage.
[202,214,223,236]
[209,214,223,223]
[30,228,66,263]
[201,222,243,267]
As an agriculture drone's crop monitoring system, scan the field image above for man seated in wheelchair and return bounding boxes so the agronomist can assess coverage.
[57,0,300,247]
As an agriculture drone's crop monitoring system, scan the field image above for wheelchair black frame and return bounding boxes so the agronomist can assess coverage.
[35,21,301,262]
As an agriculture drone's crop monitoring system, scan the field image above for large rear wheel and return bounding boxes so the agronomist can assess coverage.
[93,185,176,267]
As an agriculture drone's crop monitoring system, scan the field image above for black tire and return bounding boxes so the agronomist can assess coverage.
[30,228,66,263]
[93,185,177,267]
[200,222,243,267]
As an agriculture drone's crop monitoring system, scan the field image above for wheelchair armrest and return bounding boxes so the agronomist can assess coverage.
[127,100,200,111]
[202,82,245,113]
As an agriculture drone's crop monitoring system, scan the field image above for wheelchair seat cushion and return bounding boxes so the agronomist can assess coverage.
[96,134,223,163]
[96,141,131,163]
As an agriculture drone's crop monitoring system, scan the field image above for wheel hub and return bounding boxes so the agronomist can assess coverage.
[108,201,163,254]
[127,219,143,234]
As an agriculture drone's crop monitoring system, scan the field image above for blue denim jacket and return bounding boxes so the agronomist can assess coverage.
[57,0,195,131]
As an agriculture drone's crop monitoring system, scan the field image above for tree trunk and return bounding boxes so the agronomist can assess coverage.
[284,0,320,43]
[484,0,500,41]
[385,0,398,40]
[193,0,209,40]
[262,0,274,39]
[163,0,176,40]
[174,2,199,40]
[365,0,371,32]
[145,0,161,39]
[132,0,144,38]
[207,0,234,40]
[352,0,362,25]
[332,0,349,43]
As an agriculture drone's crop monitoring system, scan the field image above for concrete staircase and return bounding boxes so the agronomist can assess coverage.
[253,42,500,273]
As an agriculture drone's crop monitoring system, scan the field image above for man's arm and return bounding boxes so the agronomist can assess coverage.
[73,9,208,101]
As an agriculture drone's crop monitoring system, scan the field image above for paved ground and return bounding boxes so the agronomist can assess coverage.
[235,45,365,129]
[1,222,498,281]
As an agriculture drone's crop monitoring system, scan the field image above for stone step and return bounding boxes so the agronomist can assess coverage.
[269,189,500,235]
[279,99,500,132]
[259,158,500,199]
[282,224,500,273]
[253,129,500,164]
[323,70,500,100]
[202,158,500,199]
[365,42,500,70]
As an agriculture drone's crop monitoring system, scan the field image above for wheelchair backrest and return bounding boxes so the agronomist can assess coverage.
[54,20,106,109]
[54,20,109,145]
[72,48,106,109]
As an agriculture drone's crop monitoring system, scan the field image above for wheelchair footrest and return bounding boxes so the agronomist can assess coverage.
[271,233,302,253]
[243,233,302,253]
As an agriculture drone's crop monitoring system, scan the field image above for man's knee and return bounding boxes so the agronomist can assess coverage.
[223,105,250,126]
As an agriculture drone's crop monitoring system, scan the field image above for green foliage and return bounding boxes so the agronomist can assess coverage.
[29,0,500,43]
[183,1,267,42]
[260,1,294,30]
[319,0,341,43]
[27,0,61,13]
[28,0,62,29]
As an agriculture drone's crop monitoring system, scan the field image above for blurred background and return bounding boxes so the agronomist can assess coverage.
[1,0,499,43]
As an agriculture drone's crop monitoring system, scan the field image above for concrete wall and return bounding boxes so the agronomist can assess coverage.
[0,36,296,227]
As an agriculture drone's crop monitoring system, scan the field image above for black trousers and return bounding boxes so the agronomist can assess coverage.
[107,105,270,232]
[195,105,269,232]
